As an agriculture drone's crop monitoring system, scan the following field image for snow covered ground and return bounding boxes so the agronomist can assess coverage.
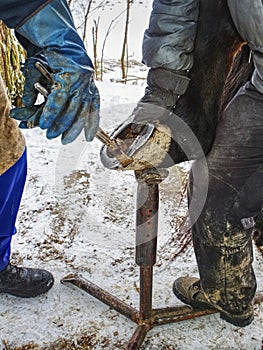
[0,60,262,350]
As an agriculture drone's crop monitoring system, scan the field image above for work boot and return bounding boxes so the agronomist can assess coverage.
[0,263,54,297]
[173,276,254,327]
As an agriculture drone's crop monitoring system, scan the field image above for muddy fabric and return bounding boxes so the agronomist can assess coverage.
[189,82,263,314]
[254,211,263,246]
[188,0,263,313]
[142,0,199,71]
[0,75,25,175]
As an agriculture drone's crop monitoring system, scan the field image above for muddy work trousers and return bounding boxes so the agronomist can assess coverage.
[189,82,262,314]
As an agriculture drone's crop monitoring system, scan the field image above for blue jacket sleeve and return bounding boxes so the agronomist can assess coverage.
[0,0,52,28]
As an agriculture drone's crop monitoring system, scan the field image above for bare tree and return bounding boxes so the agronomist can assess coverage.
[82,1,93,43]
[100,9,126,81]
[70,0,108,41]
[121,0,133,82]
[92,17,100,79]
[67,0,140,82]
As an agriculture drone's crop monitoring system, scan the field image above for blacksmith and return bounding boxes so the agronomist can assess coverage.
[129,0,263,328]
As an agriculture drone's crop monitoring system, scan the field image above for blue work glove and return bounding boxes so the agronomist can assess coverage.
[13,48,52,129]
[10,0,100,144]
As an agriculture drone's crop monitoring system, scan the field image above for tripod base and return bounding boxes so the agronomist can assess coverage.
[61,168,263,348]
[61,273,263,350]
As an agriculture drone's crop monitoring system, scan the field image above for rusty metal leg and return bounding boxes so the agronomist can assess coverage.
[126,169,169,349]
[61,273,139,323]
[127,325,149,350]
[139,267,153,320]
[61,166,263,350]
[135,169,165,322]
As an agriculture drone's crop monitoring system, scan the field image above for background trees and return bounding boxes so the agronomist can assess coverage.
[68,0,150,82]
[0,0,150,104]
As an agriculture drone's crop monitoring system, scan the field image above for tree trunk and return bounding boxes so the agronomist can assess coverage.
[82,0,93,43]
[92,18,100,80]
[121,0,132,82]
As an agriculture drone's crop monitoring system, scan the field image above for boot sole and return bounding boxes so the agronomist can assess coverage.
[219,309,254,327]
[0,279,54,298]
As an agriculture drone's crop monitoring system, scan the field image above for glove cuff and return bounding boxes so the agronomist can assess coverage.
[147,68,190,96]
[16,0,94,71]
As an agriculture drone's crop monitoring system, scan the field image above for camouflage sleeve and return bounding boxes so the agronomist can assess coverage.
[227,0,263,94]
[142,0,199,71]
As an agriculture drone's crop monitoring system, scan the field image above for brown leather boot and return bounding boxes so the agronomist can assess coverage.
[173,276,254,327]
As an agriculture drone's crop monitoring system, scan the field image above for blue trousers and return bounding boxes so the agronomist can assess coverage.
[0,149,27,272]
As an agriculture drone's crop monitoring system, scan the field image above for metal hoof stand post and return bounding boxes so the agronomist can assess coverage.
[61,167,263,349]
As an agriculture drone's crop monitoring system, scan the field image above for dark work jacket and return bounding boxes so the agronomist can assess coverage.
[0,0,52,28]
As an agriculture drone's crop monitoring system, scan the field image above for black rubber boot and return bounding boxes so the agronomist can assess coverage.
[0,263,54,297]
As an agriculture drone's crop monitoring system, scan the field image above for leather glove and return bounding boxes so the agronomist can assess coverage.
[100,68,191,171]
[130,67,190,131]
[10,0,100,145]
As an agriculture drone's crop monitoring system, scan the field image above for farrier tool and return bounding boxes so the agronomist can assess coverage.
[34,61,155,169]
[34,62,263,349]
